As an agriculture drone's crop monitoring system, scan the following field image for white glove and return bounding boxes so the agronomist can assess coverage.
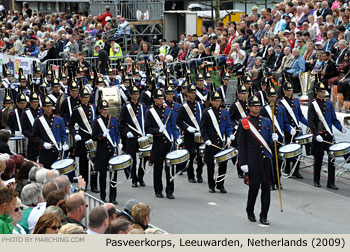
[118,143,123,150]
[234,125,238,130]
[75,134,82,141]
[290,128,296,136]
[43,142,52,150]
[176,138,182,145]
[230,134,235,141]
[187,126,196,133]
[316,135,323,142]
[241,165,249,173]
[15,131,22,137]
[272,133,279,142]
[127,132,134,138]
[342,128,347,134]
[103,129,110,137]
[62,144,69,151]
[205,140,212,146]
[159,125,166,133]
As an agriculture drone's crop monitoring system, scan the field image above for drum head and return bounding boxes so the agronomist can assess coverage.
[295,134,313,140]
[329,142,350,151]
[214,148,234,158]
[199,144,205,150]
[279,143,301,153]
[194,132,201,136]
[166,149,188,159]
[139,146,152,152]
[109,154,131,165]
[10,136,25,141]
[85,139,93,144]
[51,159,74,169]
[138,136,148,142]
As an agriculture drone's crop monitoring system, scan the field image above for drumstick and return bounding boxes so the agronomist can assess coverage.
[211,143,223,150]
[164,110,172,126]
[323,140,334,145]
[290,128,296,144]
[305,127,311,134]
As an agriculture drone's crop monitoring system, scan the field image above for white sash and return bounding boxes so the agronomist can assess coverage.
[2,79,10,88]
[67,97,72,116]
[97,117,116,147]
[149,107,173,142]
[196,89,207,102]
[220,86,226,102]
[312,100,333,136]
[280,98,299,127]
[265,105,284,137]
[179,93,184,103]
[78,106,92,135]
[126,103,143,135]
[14,109,22,133]
[119,87,128,103]
[258,91,266,106]
[198,102,202,120]
[208,108,223,141]
[183,103,200,131]
[235,101,247,118]
[39,116,60,151]
[25,109,35,127]
[48,94,57,104]
[247,120,272,155]
[145,90,151,98]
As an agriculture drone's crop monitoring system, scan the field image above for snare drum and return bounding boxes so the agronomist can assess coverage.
[109,154,133,171]
[329,142,350,158]
[214,148,238,163]
[194,132,204,144]
[9,136,27,155]
[199,144,205,156]
[85,139,96,158]
[166,149,189,166]
[279,143,302,159]
[294,134,313,145]
[139,145,152,157]
[138,136,152,149]
[66,129,74,147]
[51,158,76,175]
[146,134,153,144]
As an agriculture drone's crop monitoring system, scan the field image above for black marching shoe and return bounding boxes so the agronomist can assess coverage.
[91,186,100,193]
[260,217,270,225]
[209,187,215,193]
[314,181,321,188]
[139,180,146,187]
[197,176,203,183]
[293,172,304,179]
[166,193,175,199]
[132,181,138,188]
[216,186,227,193]
[247,213,256,222]
[155,193,164,198]
[101,197,106,202]
[327,184,339,190]
[110,199,118,205]
[188,178,196,183]
[270,184,276,190]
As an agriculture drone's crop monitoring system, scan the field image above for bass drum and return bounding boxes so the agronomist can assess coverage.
[99,87,122,118]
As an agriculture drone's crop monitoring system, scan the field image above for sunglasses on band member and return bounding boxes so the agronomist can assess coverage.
[14,206,24,212]
[49,225,62,231]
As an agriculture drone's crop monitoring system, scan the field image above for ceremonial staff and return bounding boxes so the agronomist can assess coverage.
[271,101,283,212]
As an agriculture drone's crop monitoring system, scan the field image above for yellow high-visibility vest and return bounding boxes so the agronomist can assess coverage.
[109,43,122,60]
[93,40,105,56]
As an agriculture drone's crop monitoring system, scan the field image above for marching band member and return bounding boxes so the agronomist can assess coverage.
[176,84,204,183]
[68,87,98,192]
[48,77,64,110]
[216,71,230,105]
[200,91,234,193]
[32,96,69,168]
[0,90,14,129]
[229,85,249,178]
[7,93,27,137]
[21,92,42,161]
[308,82,346,189]
[119,86,147,188]
[255,77,269,106]
[279,82,308,178]
[32,61,42,85]
[237,95,274,226]
[92,100,122,204]
[118,75,131,106]
[145,89,180,199]
[242,75,254,98]
[259,86,294,189]
[140,77,155,107]
[59,81,80,124]
[195,73,209,105]
[176,80,188,104]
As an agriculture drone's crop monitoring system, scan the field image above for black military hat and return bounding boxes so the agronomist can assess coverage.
[261,77,268,86]
[3,94,13,104]
[165,85,174,94]
[33,61,41,73]
[51,78,60,87]
[153,88,164,99]
[123,74,130,82]
[223,72,230,80]
[19,68,26,82]
[266,86,277,97]
[88,71,95,81]
[242,75,252,83]
[16,93,27,103]
[196,73,204,81]
[248,95,262,106]
[204,71,211,80]
[211,91,222,101]
[29,92,40,102]
[107,64,113,74]
[70,81,79,91]
[315,82,327,91]
[187,84,196,93]
[76,66,84,74]
[283,82,293,90]
[181,81,188,89]
[46,65,52,76]
[129,85,140,94]
[99,99,109,110]
[42,96,53,106]
[2,64,11,77]
[80,87,90,98]
[60,66,67,79]
[237,85,248,93]
[96,76,104,85]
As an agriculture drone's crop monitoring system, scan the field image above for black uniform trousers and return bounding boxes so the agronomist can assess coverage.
[272,142,282,186]
[312,136,335,186]
[284,132,301,175]
[27,140,39,162]
[125,137,144,183]
[95,150,117,201]
[246,158,271,218]
[151,138,173,195]
[187,145,204,180]
[39,149,59,168]
[204,145,227,189]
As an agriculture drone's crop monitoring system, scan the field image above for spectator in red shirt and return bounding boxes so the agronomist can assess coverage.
[97,6,113,29]
[218,37,231,66]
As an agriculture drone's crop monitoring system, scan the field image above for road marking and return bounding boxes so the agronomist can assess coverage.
[208,202,217,205]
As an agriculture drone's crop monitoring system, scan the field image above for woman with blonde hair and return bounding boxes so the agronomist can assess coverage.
[32,213,62,234]
[58,223,86,234]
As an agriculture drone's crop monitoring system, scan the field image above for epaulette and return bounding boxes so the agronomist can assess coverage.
[53,115,63,119]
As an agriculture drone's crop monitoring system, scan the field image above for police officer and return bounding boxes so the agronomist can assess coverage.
[259,86,295,189]
[145,89,180,199]
[21,92,42,161]
[32,96,69,168]
[69,87,98,192]
[200,91,234,193]
[59,81,80,124]
[279,82,308,178]
[308,82,346,189]
[176,84,204,183]
[7,93,27,137]
[92,100,122,203]
[119,85,147,188]
[237,95,274,226]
